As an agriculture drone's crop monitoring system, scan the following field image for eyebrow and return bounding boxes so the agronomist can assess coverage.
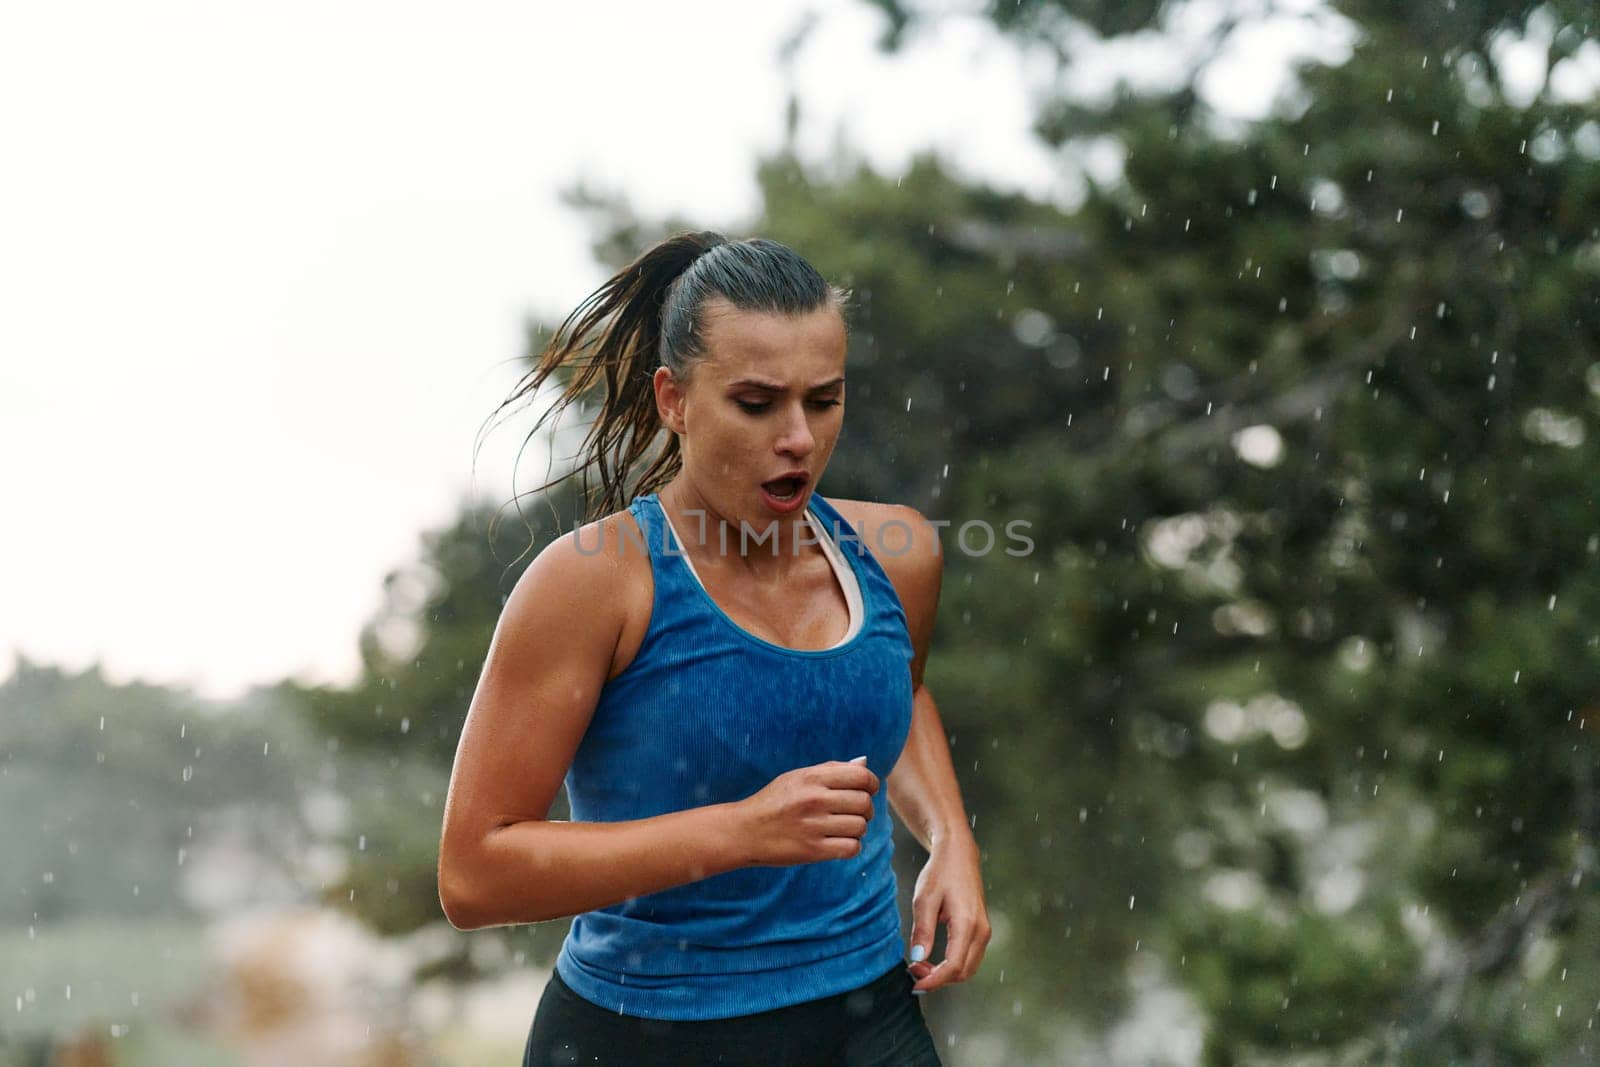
[727,376,846,393]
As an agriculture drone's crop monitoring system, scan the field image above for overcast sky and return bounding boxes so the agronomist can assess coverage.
[1,0,1364,700]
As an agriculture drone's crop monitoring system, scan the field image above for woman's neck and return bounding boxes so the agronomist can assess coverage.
[657,481,817,579]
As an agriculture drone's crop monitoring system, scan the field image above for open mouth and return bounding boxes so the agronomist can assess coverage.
[760,476,807,501]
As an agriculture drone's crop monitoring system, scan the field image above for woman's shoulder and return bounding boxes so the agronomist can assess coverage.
[524,504,653,681]
[818,495,943,585]
[507,506,642,602]
[819,496,934,550]
[815,494,907,528]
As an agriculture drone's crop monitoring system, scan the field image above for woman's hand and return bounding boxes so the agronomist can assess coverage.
[904,834,991,994]
[735,759,879,867]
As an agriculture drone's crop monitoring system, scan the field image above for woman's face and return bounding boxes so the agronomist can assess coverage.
[655,298,847,526]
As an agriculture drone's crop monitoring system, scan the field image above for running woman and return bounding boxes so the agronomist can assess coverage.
[438,231,989,1065]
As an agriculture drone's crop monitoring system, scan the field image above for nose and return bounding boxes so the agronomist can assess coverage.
[775,400,815,460]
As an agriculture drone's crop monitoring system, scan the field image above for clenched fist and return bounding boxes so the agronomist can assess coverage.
[734,756,879,866]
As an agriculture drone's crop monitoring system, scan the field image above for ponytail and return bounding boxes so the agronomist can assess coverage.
[482,229,849,545]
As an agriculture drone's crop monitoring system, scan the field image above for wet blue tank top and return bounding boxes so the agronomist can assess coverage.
[553,490,916,1020]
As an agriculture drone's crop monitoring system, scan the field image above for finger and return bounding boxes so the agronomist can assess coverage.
[823,835,864,859]
[829,765,879,797]
[945,914,982,980]
[969,916,993,972]
[912,954,960,993]
[905,891,942,973]
[824,787,874,818]
[912,916,973,993]
[845,756,879,794]
[822,813,869,839]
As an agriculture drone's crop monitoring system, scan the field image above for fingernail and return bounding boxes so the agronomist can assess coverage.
[911,989,927,997]
[909,944,926,962]
[849,755,867,763]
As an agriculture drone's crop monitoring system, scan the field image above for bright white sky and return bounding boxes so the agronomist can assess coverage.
[1,0,1357,699]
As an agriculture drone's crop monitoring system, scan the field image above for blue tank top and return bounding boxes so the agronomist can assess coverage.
[553,490,916,1020]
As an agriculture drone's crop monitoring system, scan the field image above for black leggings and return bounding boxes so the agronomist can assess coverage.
[522,961,943,1066]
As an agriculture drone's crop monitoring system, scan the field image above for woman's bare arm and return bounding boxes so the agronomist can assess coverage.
[869,504,975,852]
[436,520,755,930]
[867,501,990,992]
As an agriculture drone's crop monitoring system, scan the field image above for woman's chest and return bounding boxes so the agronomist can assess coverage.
[578,643,914,809]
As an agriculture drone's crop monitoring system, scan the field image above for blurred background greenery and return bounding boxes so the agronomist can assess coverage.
[5,1,1599,1063]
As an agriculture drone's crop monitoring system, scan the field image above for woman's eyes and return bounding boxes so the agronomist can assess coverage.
[735,399,841,414]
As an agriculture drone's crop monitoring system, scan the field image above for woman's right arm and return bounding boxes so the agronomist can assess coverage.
[436,523,755,930]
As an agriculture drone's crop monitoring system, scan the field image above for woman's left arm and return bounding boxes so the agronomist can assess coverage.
[877,504,992,995]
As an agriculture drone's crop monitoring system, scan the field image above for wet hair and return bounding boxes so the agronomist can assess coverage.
[482,230,851,536]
